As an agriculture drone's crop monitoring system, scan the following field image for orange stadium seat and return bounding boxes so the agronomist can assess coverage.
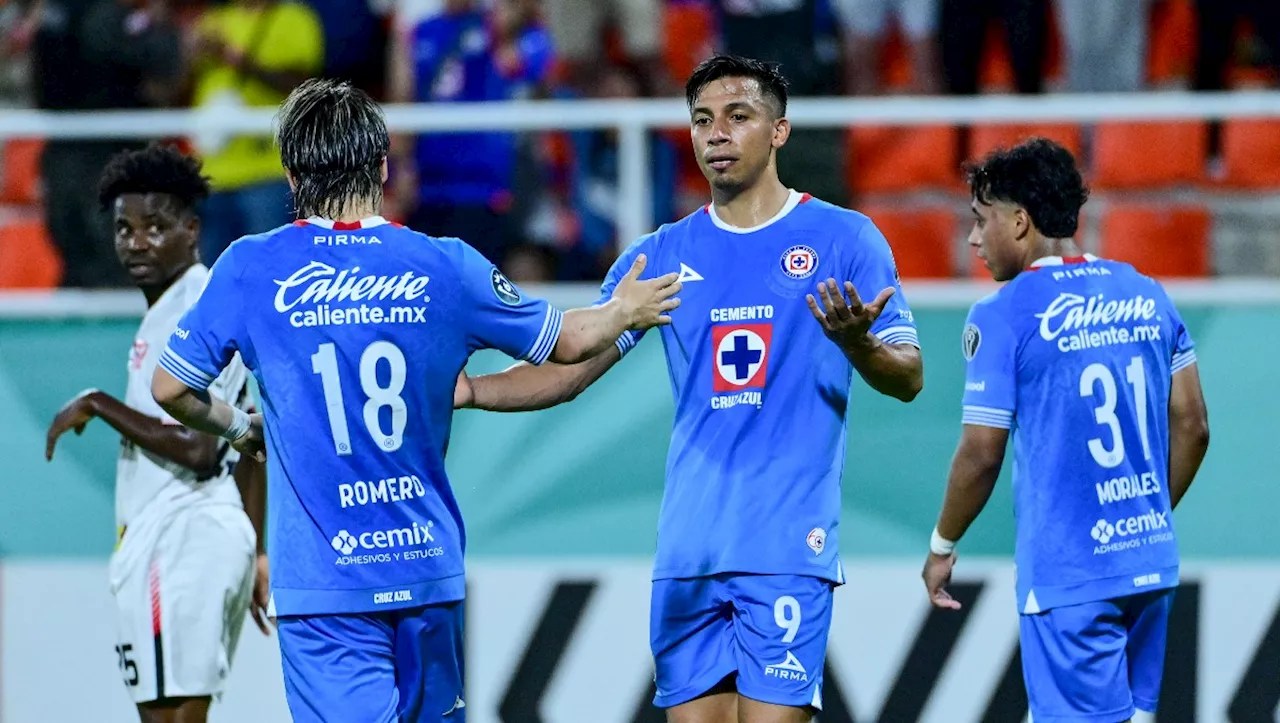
[1219,119,1280,187]
[1,138,44,205]
[860,205,956,278]
[663,1,715,83]
[0,218,63,288]
[967,123,1081,162]
[1091,122,1207,189]
[1147,0,1196,85]
[846,125,959,194]
[1099,204,1212,277]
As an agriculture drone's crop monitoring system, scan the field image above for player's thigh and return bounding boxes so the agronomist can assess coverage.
[277,613,399,723]
[392,601,467,722]
[1124,589,1175,715]
[138,696,211,723]
[665,675,737,723]
[154,506,257,698]
[1020,599,1135,722]
[727,575,832,713]
[651,577,738,710]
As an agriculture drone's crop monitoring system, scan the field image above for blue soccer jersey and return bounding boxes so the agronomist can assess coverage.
[160,216,562,616]
[599,191,919,583]
[960,254,1197,613]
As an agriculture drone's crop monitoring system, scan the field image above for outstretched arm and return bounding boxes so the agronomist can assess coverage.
[457,347,622,412]
[46,389,219,475]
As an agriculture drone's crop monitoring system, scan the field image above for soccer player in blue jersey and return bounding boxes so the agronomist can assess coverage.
[455,55,924,722]
[148,78,682,723]
[922,138,1211,723]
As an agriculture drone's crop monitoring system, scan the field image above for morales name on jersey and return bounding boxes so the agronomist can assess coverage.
[960,255,1196,614]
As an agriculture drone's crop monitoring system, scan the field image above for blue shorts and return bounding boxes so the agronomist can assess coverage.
[650,574,834,710]
[277,602,465,723]
[1020,589,1174,723]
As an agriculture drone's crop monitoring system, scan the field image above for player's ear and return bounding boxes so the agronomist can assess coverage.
[1013,207,1032,241]
[380,156,389,184]
[772,117,790,149]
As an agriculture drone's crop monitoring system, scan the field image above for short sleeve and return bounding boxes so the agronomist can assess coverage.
[159,252,247,392]
[596,233,656,358]
[460,242,563,364]
[847,220,919,348]
[960,297,1018,429]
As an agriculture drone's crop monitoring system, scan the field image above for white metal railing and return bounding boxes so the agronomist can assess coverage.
[5,91,1280,248]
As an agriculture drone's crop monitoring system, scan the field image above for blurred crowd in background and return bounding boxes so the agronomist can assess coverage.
[0,0,1278,289]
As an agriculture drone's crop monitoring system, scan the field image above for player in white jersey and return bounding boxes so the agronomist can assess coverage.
[44,144,269,723]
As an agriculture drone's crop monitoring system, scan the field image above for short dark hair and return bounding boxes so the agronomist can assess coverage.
[964,137,1090,238]
[685,55,790,117]
[275,78,390,219]
[97,142,210,213]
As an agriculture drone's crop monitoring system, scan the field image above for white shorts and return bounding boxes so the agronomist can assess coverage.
[108,503,256,704]
[835,0,939,40]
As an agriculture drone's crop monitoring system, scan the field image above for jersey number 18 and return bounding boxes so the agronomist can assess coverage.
[311,341,407,455]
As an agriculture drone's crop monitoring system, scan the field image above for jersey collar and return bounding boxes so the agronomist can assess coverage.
[704,190,810,234]
[1027,253,1097,270]
[296,216,391,231]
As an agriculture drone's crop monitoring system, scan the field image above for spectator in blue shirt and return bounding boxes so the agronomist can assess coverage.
[388,0,553,265]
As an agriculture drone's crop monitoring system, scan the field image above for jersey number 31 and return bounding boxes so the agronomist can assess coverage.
[1080,356,1152,469]
[311,341,407,455]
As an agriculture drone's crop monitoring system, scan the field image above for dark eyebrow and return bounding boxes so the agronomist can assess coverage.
[692,100,758,117]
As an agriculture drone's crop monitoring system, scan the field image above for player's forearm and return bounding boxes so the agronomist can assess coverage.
[1167,412,1209,509]
[235,456,267,553]
[153,369,242,441]
[840,334,923,402]
[86,392,219,474]
[935,429,1006,542]
[468,350,618,412]
[551,302,630,365]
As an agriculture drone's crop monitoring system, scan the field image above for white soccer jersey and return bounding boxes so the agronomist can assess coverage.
[116,264,249,539]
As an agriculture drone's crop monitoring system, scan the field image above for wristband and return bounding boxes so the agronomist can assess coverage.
[930,527,956,556]
[222,407,252,442]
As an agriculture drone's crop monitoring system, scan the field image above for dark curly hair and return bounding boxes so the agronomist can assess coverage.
[98,142,210,214]
[685,54,790,118]
[964,137,1090,238]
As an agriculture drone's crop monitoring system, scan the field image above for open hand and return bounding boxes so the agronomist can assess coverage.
[922,552,963,610]
[232,413,266,463]
[806,279,895,345]
[46,389,101,461]
[611,254,682,331]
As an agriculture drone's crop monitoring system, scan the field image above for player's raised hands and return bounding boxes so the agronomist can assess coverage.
[922,551,963,611]
[807,278,894,344]
[45,389,101,461]
[612,253,682,330]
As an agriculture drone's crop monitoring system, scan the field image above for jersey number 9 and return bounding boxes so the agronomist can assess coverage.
[311,341,408,455]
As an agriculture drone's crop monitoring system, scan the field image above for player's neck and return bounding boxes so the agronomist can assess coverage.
[709,178,791,229]
[319,202,382,224]
[1025,236,1083,265]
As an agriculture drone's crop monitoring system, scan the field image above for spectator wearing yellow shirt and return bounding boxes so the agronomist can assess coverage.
[186,0,323,264]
